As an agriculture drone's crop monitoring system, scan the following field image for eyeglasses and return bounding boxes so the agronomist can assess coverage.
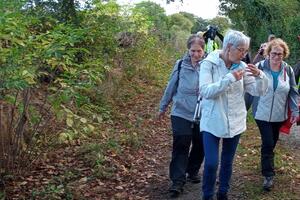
[235,46,248,55]
[270,52,284,57]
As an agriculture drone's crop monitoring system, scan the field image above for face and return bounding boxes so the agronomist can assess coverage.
[228,44,248,63]
[261,43,267,50]
[269,46,284,65]
[189,43,204,63]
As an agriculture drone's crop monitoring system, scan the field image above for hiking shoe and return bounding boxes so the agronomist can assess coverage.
[263,176,274,191]
[217,192,228,200]
[170,190,180,198]
[169,184,183,198]
[202,196,213,200]
[187,174,201,184]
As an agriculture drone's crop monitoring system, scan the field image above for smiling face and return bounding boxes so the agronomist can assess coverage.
[264,38,290,64]
[269,46,284,66]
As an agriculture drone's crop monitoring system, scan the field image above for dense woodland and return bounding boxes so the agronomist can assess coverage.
[1,0,300,199]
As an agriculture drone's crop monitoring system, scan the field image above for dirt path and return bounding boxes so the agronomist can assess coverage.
[3,82,300,199]
[280,124,300,149]
[146,120,250,200]
[146,98,300,200]
[147,121,300,200]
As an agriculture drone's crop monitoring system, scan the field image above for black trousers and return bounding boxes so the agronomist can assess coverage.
[169,116,204,185]
[255,119,283,177]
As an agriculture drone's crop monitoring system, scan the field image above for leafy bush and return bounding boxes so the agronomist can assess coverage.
[0,0,185,175]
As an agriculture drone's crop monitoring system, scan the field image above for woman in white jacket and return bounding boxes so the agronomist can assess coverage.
[199,30,268,200]
[251,38,299,191]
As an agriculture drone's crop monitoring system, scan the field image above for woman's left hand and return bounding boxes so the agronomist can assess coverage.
[246,64,261,77]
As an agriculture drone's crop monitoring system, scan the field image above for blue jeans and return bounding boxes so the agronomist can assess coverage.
[202,131,240,199]
[255,119,283,177]
[169,116,204,186]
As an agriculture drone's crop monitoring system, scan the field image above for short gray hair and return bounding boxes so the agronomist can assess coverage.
[187,34,205,49]
[222,30,250,50]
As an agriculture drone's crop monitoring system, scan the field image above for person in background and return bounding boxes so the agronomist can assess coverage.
[202,25,224,54]
[242,52,251,64]
[251,38,299,191]
[242,50,254,110]
[295,35,300,125]
[199,30,268,200]
[294,61,300,87]
[293,61,300,125]
[253,34,276,64]
[158,34,205,198]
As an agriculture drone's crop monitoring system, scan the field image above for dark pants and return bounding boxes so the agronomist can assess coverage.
[202,131,240,199]
[244,92,254,111]
[255,119,283,177]
[169,116,204,186]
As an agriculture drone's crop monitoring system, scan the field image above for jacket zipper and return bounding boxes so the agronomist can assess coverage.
[268,69,278,122]
[226,67,231,136]
[226,90,230,137]
[269,93,275,122]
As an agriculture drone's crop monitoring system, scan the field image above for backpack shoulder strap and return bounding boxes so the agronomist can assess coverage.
[177,59,183,80]
[286,64,292,77]
[283,62,293,83]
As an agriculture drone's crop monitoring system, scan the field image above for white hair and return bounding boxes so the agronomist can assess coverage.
[222,30,250,50]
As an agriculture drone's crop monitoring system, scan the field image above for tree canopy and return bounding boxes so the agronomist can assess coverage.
[219,0,300,62]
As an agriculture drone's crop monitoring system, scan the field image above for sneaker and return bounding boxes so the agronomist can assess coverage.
[169,184,183,198]
[217,192,228,200]
[187,174,201,184]
[263,176,274,191]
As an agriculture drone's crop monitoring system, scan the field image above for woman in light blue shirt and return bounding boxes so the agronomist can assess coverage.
[251,38,299,191]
